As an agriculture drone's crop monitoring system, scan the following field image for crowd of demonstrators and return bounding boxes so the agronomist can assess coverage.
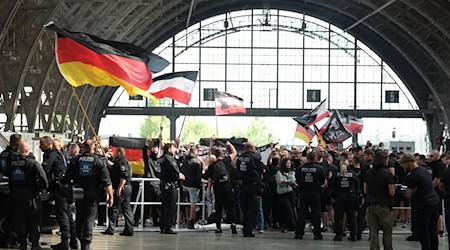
[3,132,450,249]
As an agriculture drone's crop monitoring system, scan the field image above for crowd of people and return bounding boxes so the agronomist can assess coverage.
[0,133,449,250]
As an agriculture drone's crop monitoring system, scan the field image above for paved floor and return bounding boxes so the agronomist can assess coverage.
[5,229,447,250]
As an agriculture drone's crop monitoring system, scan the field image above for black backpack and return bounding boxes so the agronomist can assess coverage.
[212,159,230,184]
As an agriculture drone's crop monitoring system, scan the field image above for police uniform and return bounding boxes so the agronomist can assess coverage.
[7,154,48,250]
[63,152,111,250]
[295,162,325,239]
[158,153,180,234]
[105,156,134,235]
[0,146,19,247]
[237,151,264,237]
[42,148,71,248]
[330,170,360,241]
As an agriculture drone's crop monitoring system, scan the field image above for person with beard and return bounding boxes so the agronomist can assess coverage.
[263,151,281,229]
[275,158,296,233]
[159,143,184,234]
[141,138,162,227]
[401,154,439,250]
[237,142,265,237]
[365,151,395,250]
[295,152,325,240]
[428,149,446,237]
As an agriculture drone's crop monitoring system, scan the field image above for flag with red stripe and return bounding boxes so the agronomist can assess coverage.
[214,90,246,116]
[148,71,198,104]
[109,137,156,175]
[45,22,169,102]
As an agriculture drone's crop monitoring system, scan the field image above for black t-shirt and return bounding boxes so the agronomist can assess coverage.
[206,156,232,186]
[330,170,359,197]
[296,162,325,192]
[406,166,439,209]
[429,160,446,179]
[440,167,450,204]
[365,167,395,207]
[181,154,203,188]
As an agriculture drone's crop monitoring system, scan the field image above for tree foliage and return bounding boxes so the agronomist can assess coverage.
[180,117,215,144]
[139,116,170,140]
[232,117,275,146]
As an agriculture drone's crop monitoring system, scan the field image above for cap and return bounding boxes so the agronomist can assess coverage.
[399,154,416,164]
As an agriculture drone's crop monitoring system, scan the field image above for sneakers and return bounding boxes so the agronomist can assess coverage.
[162,229,177,234]
[258,229,264,234]
[119,232,133,236]
[215,229,223,234]
[51,240,69,250]
[406,235,419,241]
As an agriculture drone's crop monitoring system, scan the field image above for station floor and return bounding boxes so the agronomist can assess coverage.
[11,228,448,250]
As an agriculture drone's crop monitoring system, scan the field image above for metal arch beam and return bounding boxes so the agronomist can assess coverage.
[0,0,23,46]
[399,0,450,41]
[344,0,398,32]
[3,1,62,131]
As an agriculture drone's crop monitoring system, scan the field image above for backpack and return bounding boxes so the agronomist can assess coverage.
[212,159,230,184]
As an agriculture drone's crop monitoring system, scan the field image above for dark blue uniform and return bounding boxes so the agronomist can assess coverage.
[330,170,359,240]
[7,155,48,250]
[295,162,325,239]
[237,151,264,237]
[0,146,19,247]
[42,148,71,246]
[158,153,180,233]
[105,156,134,235]
[63,152,111,250]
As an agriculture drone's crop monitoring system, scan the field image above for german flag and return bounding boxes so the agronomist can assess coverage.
[109,136,157,176]
[294,123,315,144]
[45,22,170,102]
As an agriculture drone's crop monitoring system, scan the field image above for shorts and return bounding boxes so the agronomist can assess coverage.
[184,186,200,203]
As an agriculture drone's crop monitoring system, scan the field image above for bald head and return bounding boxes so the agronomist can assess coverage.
[244,142,256,153]
[18,141,30,156]
[39,136,53,152]
[430,149,440,161]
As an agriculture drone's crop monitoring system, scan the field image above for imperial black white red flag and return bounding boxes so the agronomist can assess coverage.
[148,71,198,105]
[214,90,246,116]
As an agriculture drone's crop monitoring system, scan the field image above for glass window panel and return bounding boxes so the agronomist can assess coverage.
[200,64,225,80]
[329,83,355,109]
[279,65,303,82]
[330,66,354,82]
[304,65,328,82]
[175,47,199,64]
[279,49,303,65]
[279,30,304,48]
[304,49,329,65]
[226,81,252,108]
[330,48,354,65]
[200,81,226,108]
[356,83,381,109]
[227,65,251,81]
[278,82,303,109]
[251,81,277,108]
[226,30,252,47]
[227,48,251,64]
[357,66,381,83]
[253,64,277,81]
[200,47,225,64]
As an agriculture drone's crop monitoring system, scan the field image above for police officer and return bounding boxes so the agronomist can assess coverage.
[237,142,264,237]
[102,147,134,236]
[63,139,113,250]
[295,151,325,240]
[39,136,71,250]
[0,133,21,248]
[330,163,359,241]
[7,141,48,250]
[159,143,184,234]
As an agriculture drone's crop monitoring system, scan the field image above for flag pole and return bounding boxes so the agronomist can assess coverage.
[178,71,199,138]
[44,28,102,147]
